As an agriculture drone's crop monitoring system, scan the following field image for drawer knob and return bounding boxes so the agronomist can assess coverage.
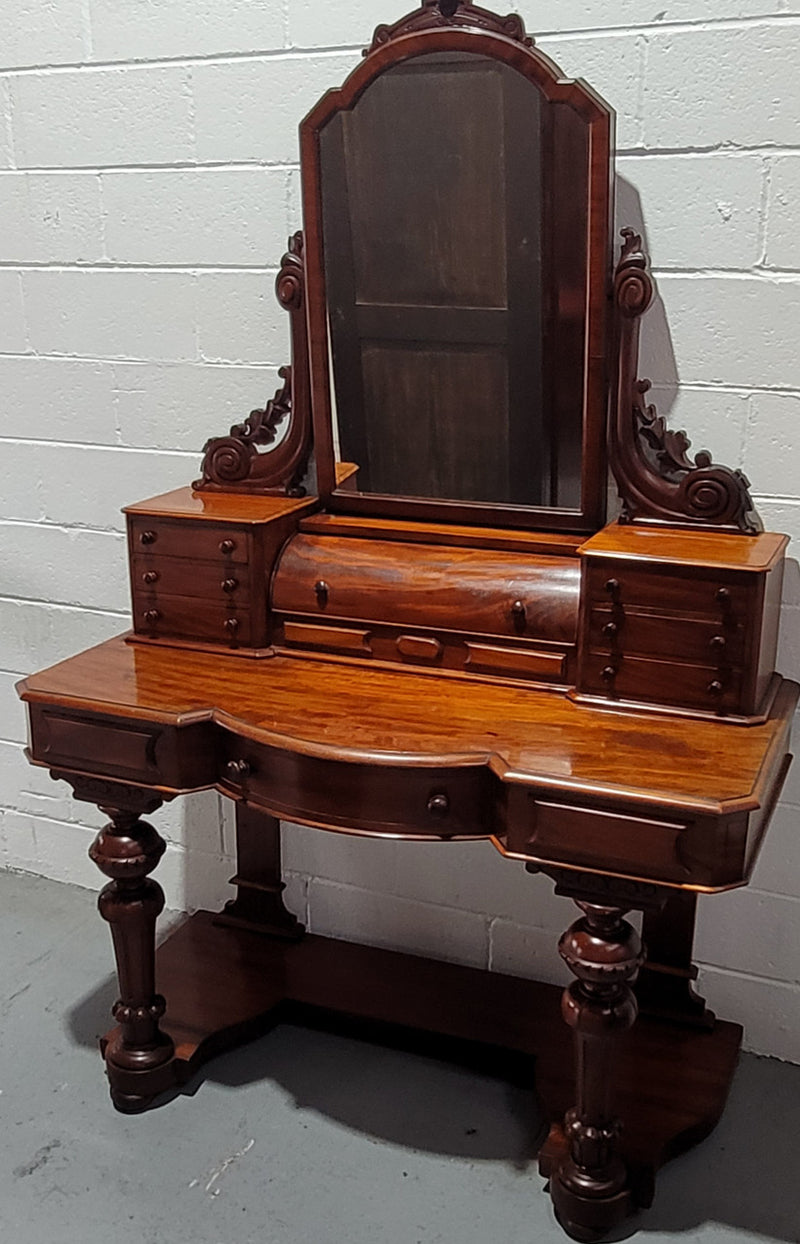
[602,621,618,639]
[427,793,449,817]
[219,538,237,555]
[224,617,240,637]
[604,578,620,598]
[600,665,617,683]
[510,600,526,631]
[314,579,329,605]
[221,577,239,594]
[716,587,731,606]
[707,679,724,697]
[142,570,159,585]
[139,530,157,546]
[144,608,160,626]
[710,634,727,652]
[226,758,250,781]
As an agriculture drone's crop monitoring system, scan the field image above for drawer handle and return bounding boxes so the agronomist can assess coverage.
[602,621,618,639]
[510,599,526,630]
[604,578,620,599]
[225,758,250,781]
[427,793,449,817]
[144,608,160,626]
[142,570,159,585]
[224,617,240,637]
[219,538,237,555]
[709,634,727,652]
[139,530,157,546]
[707,680,724,698]
[314,579,329,606]
[600,665,617,683]
[716,587,731,607]
[221,577,239,594]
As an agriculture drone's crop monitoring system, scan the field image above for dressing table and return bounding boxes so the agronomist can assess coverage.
[17,3,797,1239]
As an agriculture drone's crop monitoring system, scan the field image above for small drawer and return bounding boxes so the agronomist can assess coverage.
[586,562,750,620]
[134,593,251,647]
[34,710,162,782]
[583,652,742,711]
[588,606,745,665]
[129,518,249,564]
[131,554,251,602]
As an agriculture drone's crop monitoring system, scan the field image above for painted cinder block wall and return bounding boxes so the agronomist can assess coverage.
[1,1,800,1060]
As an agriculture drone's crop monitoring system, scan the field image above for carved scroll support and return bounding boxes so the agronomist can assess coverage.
[195,231,313,495]
[611,227,759,533]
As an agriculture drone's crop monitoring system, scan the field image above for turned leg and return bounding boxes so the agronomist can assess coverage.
[89,802,176,1113]
[636,889,713,1028]
[215,802,304,939]
[551,901,645,1242]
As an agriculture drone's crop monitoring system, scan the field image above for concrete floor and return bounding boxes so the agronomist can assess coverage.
[0,871,799,1244]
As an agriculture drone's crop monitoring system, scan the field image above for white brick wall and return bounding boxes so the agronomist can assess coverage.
[1,0,799,1061]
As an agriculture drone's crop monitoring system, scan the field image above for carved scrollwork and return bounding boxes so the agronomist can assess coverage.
[367,1,533,56]
[194,232,313,496]
[610,228,760,533]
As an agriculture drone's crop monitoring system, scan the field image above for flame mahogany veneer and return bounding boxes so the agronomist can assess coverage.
[16,4,798,1241]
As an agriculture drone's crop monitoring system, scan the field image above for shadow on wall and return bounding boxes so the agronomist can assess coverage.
[616,174,680,423]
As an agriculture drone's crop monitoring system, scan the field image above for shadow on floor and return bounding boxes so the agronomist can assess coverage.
[68,973,800,1242]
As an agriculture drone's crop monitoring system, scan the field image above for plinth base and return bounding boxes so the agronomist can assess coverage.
[102,911,741,1211]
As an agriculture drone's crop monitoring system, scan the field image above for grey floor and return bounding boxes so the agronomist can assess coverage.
[1,871,799,1244]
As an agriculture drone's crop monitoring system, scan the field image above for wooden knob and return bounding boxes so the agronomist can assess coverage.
[314,579,329,605]
[142,570,159,585]
[600,665,616,682]
[225,758,250,781]
[144,609,160,626]
[709,634,726,652]
[707,680,724,697]
[604,578,620,597]
[219,538,237,555]
[602,621,618,639]
[511,600,526,618]
[221,578,238,593]
[224,617,240,636]
[139,530,157,546]
[427,793,449,817]
[716,587,731,606]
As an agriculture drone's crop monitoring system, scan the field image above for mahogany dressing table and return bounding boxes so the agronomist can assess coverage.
[17,4,797,1239]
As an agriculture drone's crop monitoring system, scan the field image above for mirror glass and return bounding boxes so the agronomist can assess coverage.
[319,50,589,510]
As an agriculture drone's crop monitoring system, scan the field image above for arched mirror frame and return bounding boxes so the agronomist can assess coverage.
[300,17,614,534]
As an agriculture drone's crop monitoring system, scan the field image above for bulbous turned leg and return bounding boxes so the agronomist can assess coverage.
[551,901,645,1242]
[89,805,176,1113]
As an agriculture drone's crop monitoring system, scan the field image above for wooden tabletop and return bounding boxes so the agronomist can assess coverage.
[19,636,798,816]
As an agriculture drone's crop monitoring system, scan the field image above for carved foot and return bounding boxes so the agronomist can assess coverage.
[550,901,644,1241]
[89,803,177,1106]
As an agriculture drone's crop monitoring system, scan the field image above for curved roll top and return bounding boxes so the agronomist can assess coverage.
[272,533,580,645]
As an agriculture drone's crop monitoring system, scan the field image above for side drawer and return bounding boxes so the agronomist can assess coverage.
[133,592,251,647]
[131,554,251,603]
[588,606,745,665]
[129,517,249,564]
[505,790,690,884]
[582,652,742,712]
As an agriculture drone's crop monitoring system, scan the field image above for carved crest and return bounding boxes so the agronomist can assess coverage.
[367,0,533,56]
[194,232,313,497]
[611,229,760,534]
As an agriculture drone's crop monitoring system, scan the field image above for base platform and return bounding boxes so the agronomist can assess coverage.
[102,910,742,1210]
